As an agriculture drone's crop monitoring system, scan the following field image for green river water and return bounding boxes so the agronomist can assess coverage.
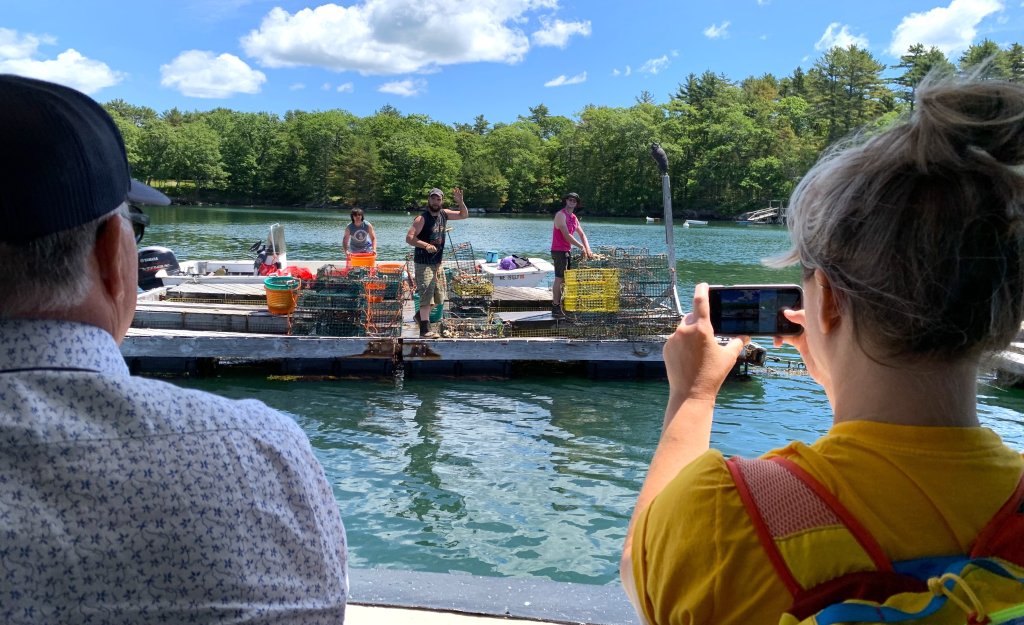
[147,205,1024,586]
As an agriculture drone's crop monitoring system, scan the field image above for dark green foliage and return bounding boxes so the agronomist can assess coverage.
[103,41,1019,215]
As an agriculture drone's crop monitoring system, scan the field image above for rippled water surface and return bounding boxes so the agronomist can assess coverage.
[176,372,1024,585]
[153,206,1024,586]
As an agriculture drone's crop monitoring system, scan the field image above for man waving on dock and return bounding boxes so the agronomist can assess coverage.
[407,186,470,337]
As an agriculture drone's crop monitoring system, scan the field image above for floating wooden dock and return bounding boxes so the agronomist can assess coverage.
[126,284,669,378]
[128,284,1024,383]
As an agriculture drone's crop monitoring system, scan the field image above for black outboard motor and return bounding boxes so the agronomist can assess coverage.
[138,246,180,290]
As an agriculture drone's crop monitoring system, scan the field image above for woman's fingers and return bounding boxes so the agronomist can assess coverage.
[691,283,711,322]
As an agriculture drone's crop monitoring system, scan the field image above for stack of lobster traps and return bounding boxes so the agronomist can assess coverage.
[573,246,681,337]
[502,246,680,339]
[441,241,503,338]
[291,263,406,337]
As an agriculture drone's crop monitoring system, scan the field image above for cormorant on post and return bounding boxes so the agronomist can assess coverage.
[650,142,669,174]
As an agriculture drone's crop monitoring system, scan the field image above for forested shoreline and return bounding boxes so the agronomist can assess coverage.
[105,40,1023,217]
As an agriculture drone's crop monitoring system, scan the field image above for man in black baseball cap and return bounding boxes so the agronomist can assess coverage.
[0,74,169,244]
[0,75,349,622]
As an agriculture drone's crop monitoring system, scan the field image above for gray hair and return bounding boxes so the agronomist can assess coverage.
[767,75,1024,361]
[0,204,126,318]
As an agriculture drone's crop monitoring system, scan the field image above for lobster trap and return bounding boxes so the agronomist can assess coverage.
[563,268,620,313]
[440,315,506,339]
[496,246,682,339]
[447,240,480,276]
[573,246,677,312]
[442,241,494,319]
[291,263,406,337]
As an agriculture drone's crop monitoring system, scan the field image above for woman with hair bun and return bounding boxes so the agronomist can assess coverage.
[621,76,1024,625]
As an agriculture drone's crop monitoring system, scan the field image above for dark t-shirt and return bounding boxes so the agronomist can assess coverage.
[413,209,448,265]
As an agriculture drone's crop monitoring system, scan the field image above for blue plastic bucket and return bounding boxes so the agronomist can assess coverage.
[484,250,500,263]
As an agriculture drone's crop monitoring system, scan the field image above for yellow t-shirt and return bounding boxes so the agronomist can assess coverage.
[631,420,1024,625]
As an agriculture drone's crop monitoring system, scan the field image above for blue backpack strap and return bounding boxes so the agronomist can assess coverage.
[815,558,1024,624]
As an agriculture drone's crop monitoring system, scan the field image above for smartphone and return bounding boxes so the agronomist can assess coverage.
[708,284,803,336]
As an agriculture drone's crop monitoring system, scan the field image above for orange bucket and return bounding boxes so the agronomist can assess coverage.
[375,262,404,275]
[347,252,377,268]
[264,276,299,315]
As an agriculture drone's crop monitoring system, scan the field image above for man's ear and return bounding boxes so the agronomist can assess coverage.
[93,214,129,304]
[815,269,842,334]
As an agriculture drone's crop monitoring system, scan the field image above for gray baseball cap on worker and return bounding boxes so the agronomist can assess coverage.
[0,74,169,244]
[428,187,443,198]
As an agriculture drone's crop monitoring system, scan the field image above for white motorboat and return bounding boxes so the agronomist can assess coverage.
[477,257,554,288]
[161,259,344,285]
[685,219,708,226]
[144,222,552,289]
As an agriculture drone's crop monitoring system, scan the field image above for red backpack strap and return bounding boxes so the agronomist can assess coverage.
[970,470,1024,565]
[726,457,894,596]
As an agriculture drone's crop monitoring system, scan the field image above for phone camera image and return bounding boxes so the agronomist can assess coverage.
[709,285,803,336]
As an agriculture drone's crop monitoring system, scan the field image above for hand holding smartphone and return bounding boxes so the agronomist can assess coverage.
[708,284,803,336]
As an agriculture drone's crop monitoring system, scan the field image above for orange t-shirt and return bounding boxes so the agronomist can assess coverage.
[631,421,1024,625]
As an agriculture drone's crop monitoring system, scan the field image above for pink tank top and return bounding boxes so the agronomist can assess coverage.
[551,209,578,252]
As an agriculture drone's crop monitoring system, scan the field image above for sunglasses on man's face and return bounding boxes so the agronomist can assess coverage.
[127,204,150,243]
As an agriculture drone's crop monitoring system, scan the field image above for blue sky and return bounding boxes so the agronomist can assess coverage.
[3,0,1021,125]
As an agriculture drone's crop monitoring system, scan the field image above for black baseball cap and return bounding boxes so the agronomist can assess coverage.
[0,74,169,245]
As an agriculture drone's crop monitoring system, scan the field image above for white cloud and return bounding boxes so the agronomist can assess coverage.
[544,71,586,87]
[532,17,591,48]
[0,28,54,59]
[888,0,1003,57]
[703,21,730,39]
[815,22,870,50]
[289,82,306,90]
[640,55,670,74]
[611,65,632,77]
[322,83,333,90]
[336,82,354,92]
[0,27,122,94]
[242,1,565,75]
[757,0,770,5]
[160,50,266,98]
[378,78,426,96]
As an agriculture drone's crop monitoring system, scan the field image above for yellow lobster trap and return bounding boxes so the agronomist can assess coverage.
[563,268,620,312]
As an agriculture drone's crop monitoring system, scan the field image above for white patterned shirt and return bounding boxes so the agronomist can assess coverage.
[0,319,347,624]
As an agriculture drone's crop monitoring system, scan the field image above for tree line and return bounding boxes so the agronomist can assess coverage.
[106,40,1024,217]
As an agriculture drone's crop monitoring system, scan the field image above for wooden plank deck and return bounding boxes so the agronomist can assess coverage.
[129,284,1024,382]
[125,283,669,377]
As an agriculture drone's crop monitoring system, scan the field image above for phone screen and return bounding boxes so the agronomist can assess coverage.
[709,285,803,336]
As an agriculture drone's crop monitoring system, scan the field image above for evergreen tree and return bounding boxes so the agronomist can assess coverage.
[892,44,954,107]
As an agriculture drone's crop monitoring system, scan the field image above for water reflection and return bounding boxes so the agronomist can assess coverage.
[173,370,1022,585]
[402,386,467,525]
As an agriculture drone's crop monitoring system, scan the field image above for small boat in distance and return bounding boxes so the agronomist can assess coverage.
[644,216,661,223]
[684,219,708,227]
